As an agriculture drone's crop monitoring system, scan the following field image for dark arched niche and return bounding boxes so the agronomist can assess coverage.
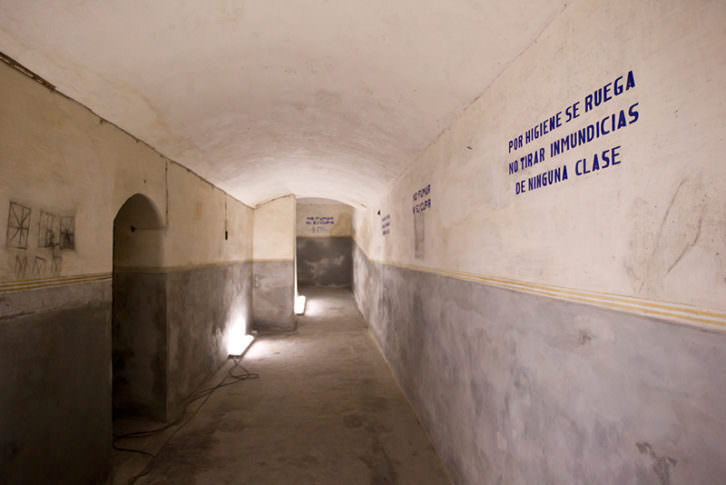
[112,193,167,421]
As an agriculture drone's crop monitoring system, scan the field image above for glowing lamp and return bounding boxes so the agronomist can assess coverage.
[295,295,306,315]
[228,333,254,357]
[227,313,254,356]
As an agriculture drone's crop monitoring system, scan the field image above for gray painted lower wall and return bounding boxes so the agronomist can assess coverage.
[113,262,253,421]
[113,271,167,421]
[0,260,253,484]
[296,236,352,288]
[253,260,295,332]
[0,280,112,485]
[353,244,726,485]
[166,261,252,418]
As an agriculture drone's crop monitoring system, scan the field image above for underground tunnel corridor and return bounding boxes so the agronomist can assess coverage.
[111,288,450,485]
[2,1,726,483]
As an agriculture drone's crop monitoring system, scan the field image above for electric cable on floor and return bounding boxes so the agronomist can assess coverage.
[113,356,258,484]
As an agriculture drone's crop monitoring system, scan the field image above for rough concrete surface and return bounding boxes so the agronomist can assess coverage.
[166,262,253,419]
[112,261,253,423]
[252,260,295,332]
[297,237,352,288]
[0,281,112,485]
[353,244,726,484]
[111,288,450,484]
[113,271,167,421]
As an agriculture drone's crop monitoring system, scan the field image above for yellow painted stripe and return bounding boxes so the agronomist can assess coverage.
[0,273,112,293]
[114,259,251,273]
[296,234,353,238]
[453,273,726,328]
[1,259,255,290]
[460,274,725,319]
[353,243,726,331]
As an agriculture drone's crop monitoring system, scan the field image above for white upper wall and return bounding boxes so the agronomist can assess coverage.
[253,195,296,260]
[165,164,253,268]
[2,0,724,315]
[354,0,726,313]
[0,0,568,206]
[0,61,254,281]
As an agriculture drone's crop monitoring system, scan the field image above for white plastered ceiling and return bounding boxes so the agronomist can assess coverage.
[0,0,567,206]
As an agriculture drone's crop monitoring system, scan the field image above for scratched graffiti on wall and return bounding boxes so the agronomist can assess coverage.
[38,210,60,248]
[38,211,75,249]
[14,254,28,277]
[5,201,74,279]
[6,202,31,249]
[59,216,75,249]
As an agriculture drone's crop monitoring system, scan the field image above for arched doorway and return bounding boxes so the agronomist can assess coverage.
[112,194,167,421]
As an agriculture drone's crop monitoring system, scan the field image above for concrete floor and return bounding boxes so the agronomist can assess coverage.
[112,287,450,484]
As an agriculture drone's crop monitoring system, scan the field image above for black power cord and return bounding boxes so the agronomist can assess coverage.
[113,356,258,484]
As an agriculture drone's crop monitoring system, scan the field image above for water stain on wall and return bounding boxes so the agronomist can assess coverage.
[626,177,706,295]
[636,442,677,485]
[414,212,425,259]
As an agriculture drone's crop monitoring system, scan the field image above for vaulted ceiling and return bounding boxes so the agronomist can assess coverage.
[0,0,567,206]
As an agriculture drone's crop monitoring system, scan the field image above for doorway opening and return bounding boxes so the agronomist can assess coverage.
[295,198,353,290]
[112,194,167,422]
